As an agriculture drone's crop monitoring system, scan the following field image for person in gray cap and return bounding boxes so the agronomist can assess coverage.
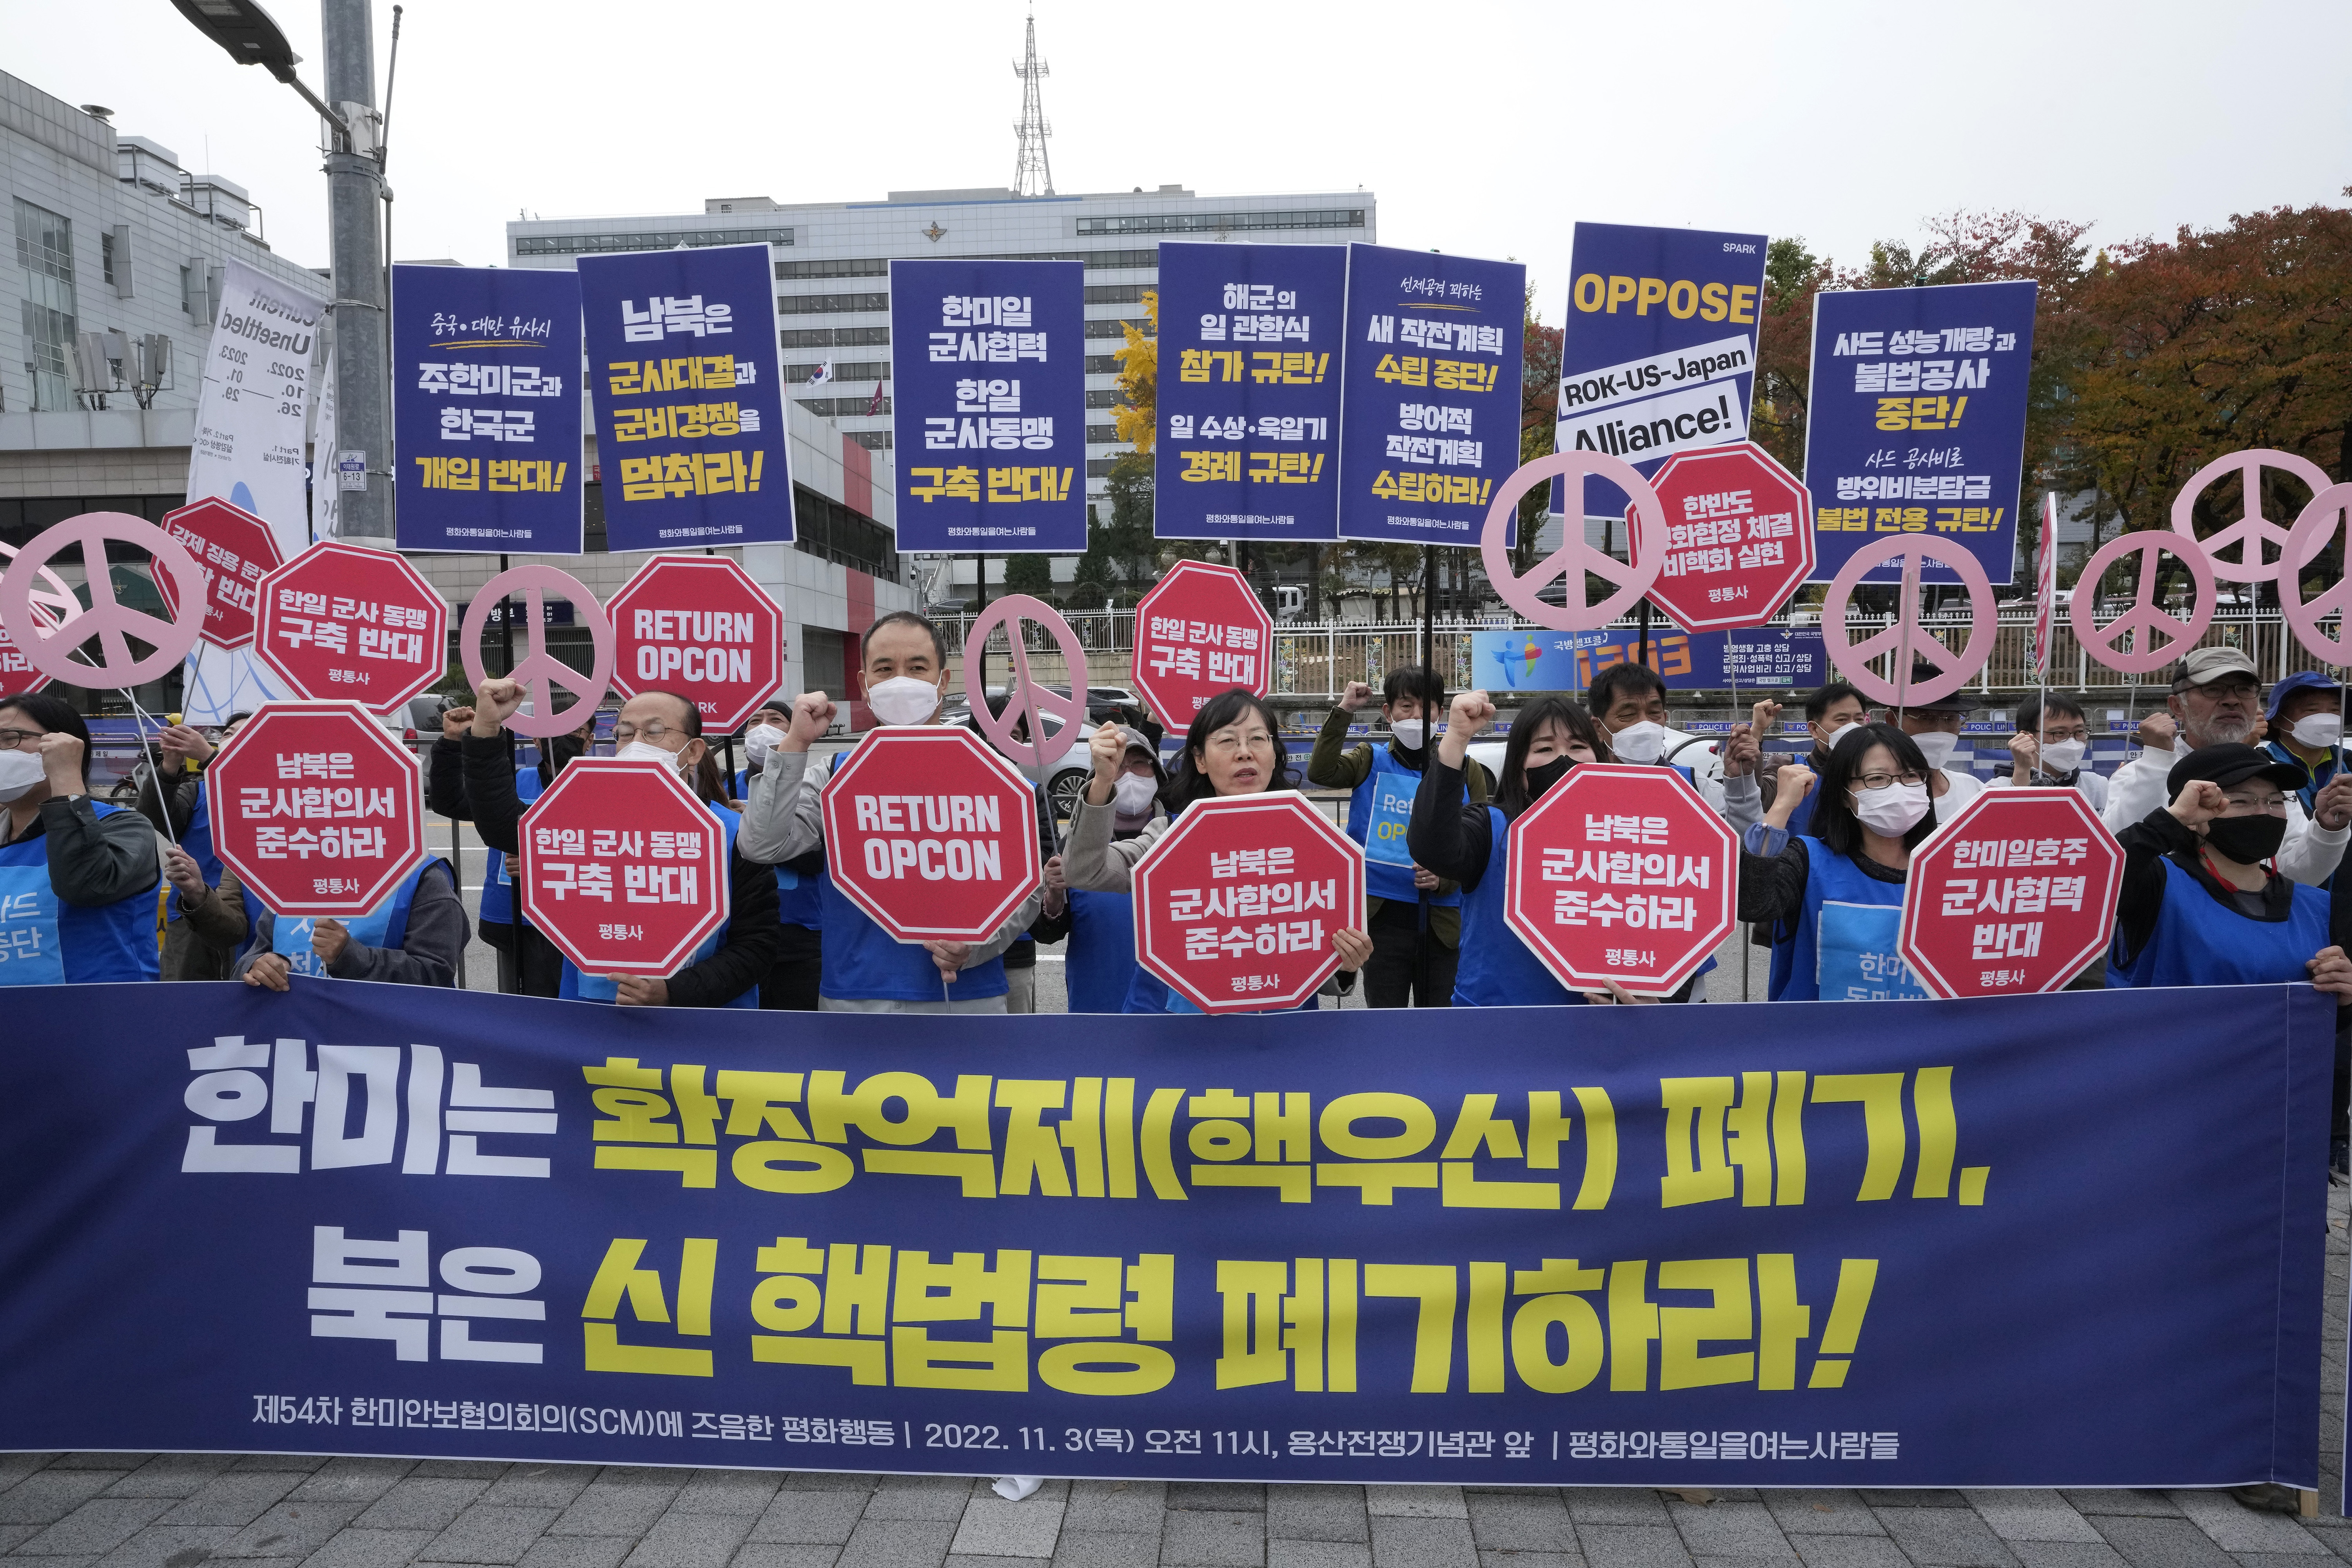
[2102,646,2352,886]
[1875,660,1984,823]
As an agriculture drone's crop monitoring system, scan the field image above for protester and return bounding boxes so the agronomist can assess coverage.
[2263,671,2346,824]
[2104,647,2352,885]
[1062,688,1371,1011]
[1052,726,1168,1013]
[1739,722,1936,1002]
[1307,668,1477,1008]
[465,681,781,1005]
[133,711,251,980]
[726,701,824,1011]
[962,691,1071,1014]
[1406,691,1625,1007]
[430,698,595,995]
[739,611,1041,1013]
[1586,661,1727,807]
[0,693,161,982]
[163,842,244,966]
[233,855,469,989]
[1991,692,2109,808]
[1749,682,1869,837]
[1876,666,1984,822]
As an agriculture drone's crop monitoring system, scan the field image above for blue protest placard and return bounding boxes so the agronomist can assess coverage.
[1338,243,1526,544]
[1805,280,2037,586]
[1473,626,1828,692]
[578,244,793,551]
[1153,242,1343,542]
[889,259,1087,554]
[392,265,584,554]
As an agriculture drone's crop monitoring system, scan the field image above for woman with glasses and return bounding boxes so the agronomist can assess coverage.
[0,693,162,983]
[1740,722,1938,1002]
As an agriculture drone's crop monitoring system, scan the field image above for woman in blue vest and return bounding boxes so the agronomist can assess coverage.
[463,681,781,1007]
[1407,690,1622,1007]
[1050,725,1169,1013]
[432,699,594,995]
[1739,722,1936,1002]
[1063,689,1372,1012]
[234,856,469,988]
[0,692,160,984]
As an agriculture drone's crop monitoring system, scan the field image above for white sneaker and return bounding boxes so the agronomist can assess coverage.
[991,1475,1044,1502]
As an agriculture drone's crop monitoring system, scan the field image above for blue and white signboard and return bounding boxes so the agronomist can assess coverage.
[1337,244,1525,544]
[1804,280,2037,586]
[578,244,793,552]
[393,264,584,554]
[1473,626,1828,691]
[889,259,1087,554]
[1153,242,1343,542]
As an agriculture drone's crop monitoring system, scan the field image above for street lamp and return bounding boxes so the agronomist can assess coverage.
[171,0,394,544]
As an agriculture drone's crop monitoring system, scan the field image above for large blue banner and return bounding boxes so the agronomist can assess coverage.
[1338,244,1526,544]
[579,244,793,552]
[1474,627,1828,693]
[1805,280,2037,586]
[1153,242,1344,543]
[0,980,2324,1488]
[393,265,585,554]
[889,259,1087,554]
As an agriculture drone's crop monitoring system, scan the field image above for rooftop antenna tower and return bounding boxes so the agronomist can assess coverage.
[1011,13,1054,197]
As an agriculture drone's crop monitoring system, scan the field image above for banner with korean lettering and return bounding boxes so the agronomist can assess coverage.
[1473,627,1828,692]
[890,259,1087,553]
[578,245,793,552]
[1154,242,1343,541]
[1338,244,1526,544]
[0,978,2325,1490]
[1804,281,2037,586]
[393,265,584,554]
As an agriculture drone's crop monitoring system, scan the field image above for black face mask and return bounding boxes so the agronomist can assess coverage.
[2204,811,2287,866]
[1524,754,1576,803]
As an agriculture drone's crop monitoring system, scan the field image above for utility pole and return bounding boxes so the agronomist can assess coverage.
[323,0,392,542]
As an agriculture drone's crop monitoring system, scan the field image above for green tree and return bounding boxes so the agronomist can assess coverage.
[1002,552,1057,602]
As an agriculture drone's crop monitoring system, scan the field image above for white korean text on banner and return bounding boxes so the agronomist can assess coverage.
[890,258,1087,553]
[578,244,792,552]
[394,264,584,554]
[1338,243,1526,544]
[1154,242,1343,542]
[1805,279,2038,586]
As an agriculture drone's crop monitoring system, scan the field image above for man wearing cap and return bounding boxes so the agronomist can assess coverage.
[1876,665,1985,822]
[2263,671,2346,829]
[2103,647,2352,887]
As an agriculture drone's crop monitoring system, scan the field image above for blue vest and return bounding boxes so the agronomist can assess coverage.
[478,766,544,927]
[1066,887,1156,1013]
[1451,807,1587,1008]
[2107,856,2332,989]
[1784,758,1822,838]
[167,779,224,926]
[267,858,440,979]
[733,766,821,929]
[1766,835,1927,1002]
[2263,741,2339,891]
[814,748,1011,1004]
[561,800,758,1008]
[1348,748,1459,909]
[0,800,158,984]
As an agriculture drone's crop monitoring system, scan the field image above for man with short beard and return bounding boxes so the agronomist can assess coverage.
[2103,646,2352,886]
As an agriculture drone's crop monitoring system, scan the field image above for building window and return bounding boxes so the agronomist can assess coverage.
[100,230,115,286]
[844,430,893,451]
[1084,318,1151,339]
[791,484,898,578]
[777,292,889,316]
[785,360,888,385]
[14,198,77,412]
[1087,424,1124,445]
[776,257,889,280]
[513,227,789,257]
[1085,458,1122,478]
[1076,208,1364,237]
[779,325,889,349]
[1083,354,1123,375]
[797,395,891,417]
[1086,388,1124,409]
[1083,282,1153,305]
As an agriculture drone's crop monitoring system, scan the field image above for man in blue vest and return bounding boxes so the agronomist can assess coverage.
[0,692,161,983]
[235,857,469,988]
[1742,681,1868,837]
[2263,671,2346,829]
[732,701,824,1010]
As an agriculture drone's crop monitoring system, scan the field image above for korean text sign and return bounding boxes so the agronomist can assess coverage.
[1472,628,1828,691]
[579,245,793,551]
[890,260,1087,553]
[1805,281,2037,586]
[393,264,584,554]
[0,980,2325,1488]
[1153,242,1344,541]
[1338,244,1526,543]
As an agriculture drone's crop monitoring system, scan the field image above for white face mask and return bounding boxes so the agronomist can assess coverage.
[867,675,941,726]
[0,748,44,802]
[2038,738,2087,775]
[1853,780,1931,837]
[1388,718,1428,750]
[745,723,787,763]
[1819,720,1864,755]
[1911,730,1959,770]
[615,739,689,773]
[1611,720,1666,765]
[2291,713,2345,751]
[1112,773,1159,814]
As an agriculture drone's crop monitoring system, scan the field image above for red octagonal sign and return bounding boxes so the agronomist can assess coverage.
[1131,793,1365,1014]
[608,554,786,735]
[821,728,1042,943]
[519,758,731,978]
[1505,763,1736,996]
[206,700,425,916]
[1898,787,2122,998]
[1635,440,1815,632]
[1131,561,1273,726]
[156,497,285,650]
[256,542,450,713]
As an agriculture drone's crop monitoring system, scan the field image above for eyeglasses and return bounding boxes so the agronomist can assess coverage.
[1853,770,1925,791]
[0,728,45,751]
[2038,726,2089,742]
[2191,679,2260,701]
[611,721,679,745]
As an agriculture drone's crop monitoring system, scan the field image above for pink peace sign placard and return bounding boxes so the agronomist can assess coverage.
[961,593,1089,771]
[2170,448,2332,583]
[2282,482,2352,664]
[1821,536,1996,707]
[2069,529,2215,675]
[1480,451,1667,632]
[460,563,615,738]
[0,512,206,688]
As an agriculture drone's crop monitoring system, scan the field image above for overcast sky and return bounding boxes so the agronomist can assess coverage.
[9,0,2347,308]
